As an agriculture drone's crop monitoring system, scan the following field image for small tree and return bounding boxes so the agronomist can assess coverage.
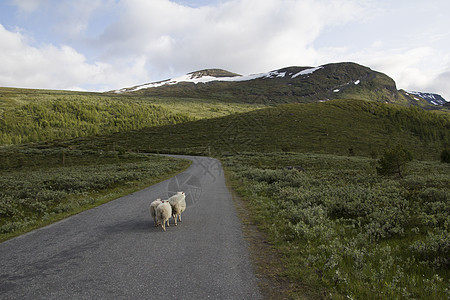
[440,149,450,163]
[377,144,413,178]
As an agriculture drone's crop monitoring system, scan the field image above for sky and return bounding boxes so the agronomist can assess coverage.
[1,0,449,99]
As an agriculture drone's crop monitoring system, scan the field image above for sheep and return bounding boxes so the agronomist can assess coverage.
[150,198,162,227]
[156,200,172,231]
[168,191,186,226]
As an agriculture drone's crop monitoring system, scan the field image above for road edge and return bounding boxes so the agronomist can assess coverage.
[223,164,296,300]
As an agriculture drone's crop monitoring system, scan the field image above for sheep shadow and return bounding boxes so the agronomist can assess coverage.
[101,217,185,235]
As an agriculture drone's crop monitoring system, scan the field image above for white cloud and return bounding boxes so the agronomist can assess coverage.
[9,0,47,14]
[429,70,450,100]
[53,0,107,38]
[2,0,450,100]
[94,0,367,80]
[362,47,434,84]
[0,24,148,91]
[345,46,450,99]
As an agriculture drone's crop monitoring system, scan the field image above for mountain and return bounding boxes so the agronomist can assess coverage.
[110,62,448,110]
[114,69,241,93]
[111,62,403,105]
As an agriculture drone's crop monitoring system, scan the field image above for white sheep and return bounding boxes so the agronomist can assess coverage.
[156,200,172,231]
[150,198,162,227]
[168,191,186,226]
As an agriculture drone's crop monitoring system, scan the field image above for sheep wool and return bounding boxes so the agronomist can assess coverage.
[150,198,162,227]
[156,200,172,231]
[168,191,186,226]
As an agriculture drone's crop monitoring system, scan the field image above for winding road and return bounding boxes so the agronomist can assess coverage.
[0,155,262,299]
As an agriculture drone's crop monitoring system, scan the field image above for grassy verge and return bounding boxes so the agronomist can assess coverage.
[223,152,449,299]
[225,167,325,299]
[0,147,191,242]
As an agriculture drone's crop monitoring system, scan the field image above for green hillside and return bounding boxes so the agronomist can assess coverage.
[0,87,261,145]
[60,99,449,160]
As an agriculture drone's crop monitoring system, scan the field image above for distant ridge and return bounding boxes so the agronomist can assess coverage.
[405,91,448,106]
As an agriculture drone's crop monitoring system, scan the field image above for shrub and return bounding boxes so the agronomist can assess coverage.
[410,229,450,269]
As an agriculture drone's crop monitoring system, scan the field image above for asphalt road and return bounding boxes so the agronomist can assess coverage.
[0,155,262,299]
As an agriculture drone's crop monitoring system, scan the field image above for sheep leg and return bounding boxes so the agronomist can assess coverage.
[178,214,182,222]
[173,214,178,226]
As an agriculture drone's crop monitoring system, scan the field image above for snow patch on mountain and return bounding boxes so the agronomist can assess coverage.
[113,66,325,93]
[265,71,287,78]
[115,72,267,93]
[291,66,323,79]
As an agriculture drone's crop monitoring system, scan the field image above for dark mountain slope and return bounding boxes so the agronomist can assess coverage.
[124,62,401,105]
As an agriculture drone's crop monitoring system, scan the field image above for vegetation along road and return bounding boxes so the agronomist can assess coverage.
[0,155,261,299]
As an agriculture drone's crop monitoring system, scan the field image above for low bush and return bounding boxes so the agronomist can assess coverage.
[225,152,450,299]
[0,148,189,239]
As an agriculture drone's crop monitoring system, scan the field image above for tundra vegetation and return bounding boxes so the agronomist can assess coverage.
[224,152,449,299]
